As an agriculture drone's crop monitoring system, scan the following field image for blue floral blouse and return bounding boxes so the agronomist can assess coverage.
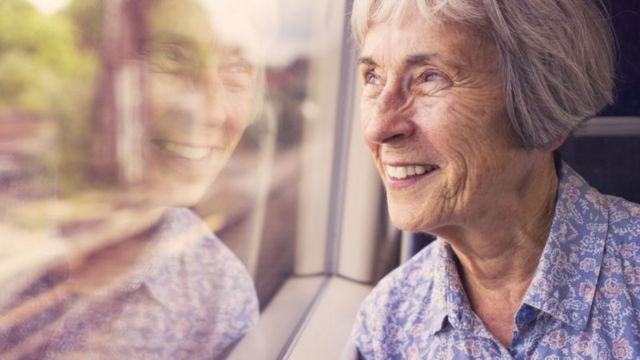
[1,208,259,359]
[353,163,640,359]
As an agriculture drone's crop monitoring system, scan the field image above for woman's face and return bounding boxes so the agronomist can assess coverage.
[141,0,259,206]
[359,11,541,233]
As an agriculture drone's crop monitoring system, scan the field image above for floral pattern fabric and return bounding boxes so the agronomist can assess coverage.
[0,208,259,359]
[353,163,640,359]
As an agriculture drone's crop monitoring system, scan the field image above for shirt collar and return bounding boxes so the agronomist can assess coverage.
[427,162,609,334]
[424,240,478,335]
[120,208,210,306]
[523,161,609,330]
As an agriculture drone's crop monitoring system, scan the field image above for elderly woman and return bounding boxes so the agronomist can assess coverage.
[350,0,640,358]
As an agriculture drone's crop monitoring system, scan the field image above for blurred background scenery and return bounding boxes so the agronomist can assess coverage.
[0,0,345,315]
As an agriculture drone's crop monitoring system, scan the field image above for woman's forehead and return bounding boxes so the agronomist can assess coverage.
[361,17,486,70]
[147,0,275,63]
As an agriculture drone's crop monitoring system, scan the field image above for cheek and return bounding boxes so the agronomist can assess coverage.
[414,97,479,162]
[235,91,256,121]
[434,90,510,161]
[225,92,254,135]
[148,74,191,104]
[359,105,378,154]
[445,118,520,214]
[421,97,510,200]
[146,76,196,131]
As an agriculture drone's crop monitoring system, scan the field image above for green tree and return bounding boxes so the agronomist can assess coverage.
[0,0,95,114]
[0,0,98,192]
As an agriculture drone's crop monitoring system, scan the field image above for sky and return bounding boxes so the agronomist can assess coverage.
[26,0,71,14]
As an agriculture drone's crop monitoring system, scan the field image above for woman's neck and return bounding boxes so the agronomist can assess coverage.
[439,154,558,289]
[434,154,559,348]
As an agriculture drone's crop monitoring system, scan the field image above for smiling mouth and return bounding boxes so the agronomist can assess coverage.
[385,164,439,180]
[153,140,219,160]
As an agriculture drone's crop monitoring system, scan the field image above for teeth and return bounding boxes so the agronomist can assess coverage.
[158,141,212,160]
[385,164,437,180]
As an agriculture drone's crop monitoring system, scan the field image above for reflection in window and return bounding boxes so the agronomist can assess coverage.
[1,0,344,358]
[194,0,345,307]
[1,0,266,358]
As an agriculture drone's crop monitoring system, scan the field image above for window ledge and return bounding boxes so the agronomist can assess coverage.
[227,276,371,359]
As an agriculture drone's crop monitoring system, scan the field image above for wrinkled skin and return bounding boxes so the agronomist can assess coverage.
[0,0,262,283]
[358,13,553,247]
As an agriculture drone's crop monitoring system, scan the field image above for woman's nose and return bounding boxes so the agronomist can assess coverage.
[199,70,227,129]
[364,85,415,144]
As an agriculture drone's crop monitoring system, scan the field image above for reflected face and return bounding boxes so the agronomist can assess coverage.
[359,12,537,233]
[142,0,259,206]
[0,0,262,232]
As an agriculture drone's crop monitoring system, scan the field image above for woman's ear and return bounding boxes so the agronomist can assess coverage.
[542,133,570,152]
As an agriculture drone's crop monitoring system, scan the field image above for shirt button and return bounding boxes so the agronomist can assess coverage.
[517,306,536,325]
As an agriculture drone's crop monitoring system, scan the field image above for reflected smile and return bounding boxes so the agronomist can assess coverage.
[153,140,219,160]
[385,164,439,180]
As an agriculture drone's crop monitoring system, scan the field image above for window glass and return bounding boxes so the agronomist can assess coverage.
[0,0,344,357]
[193,0,346,305]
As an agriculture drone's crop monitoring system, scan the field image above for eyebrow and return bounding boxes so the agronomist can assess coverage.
[146,32,193,46]
[405,53,438,67]
[358,52,462,72]
[358,56,377,66]
[224,46,247,58]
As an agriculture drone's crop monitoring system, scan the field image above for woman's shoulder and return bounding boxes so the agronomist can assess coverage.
[151,207,256,290]
[153,207,229,256]
[605,194,640,221]
[353,240,445,356]
[603,195,640,247]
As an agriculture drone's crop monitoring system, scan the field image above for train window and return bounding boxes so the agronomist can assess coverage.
[0,0,379,358]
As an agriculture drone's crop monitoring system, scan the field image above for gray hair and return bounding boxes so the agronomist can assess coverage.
[351,0,616,148]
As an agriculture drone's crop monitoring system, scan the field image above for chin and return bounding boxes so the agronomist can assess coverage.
[159,188,207,208]
[142,175,211,208]
[388,205,428,232]
[387,193,449,234]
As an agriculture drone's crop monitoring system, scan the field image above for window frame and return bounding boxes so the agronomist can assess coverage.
[227,0,390,358]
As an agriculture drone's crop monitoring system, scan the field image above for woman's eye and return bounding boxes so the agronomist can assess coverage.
[364,71,376,84]
[362,69,382,86]
[146,42,199,75]
[414,70,452,93]
[220,58,253,75]
[220,57,256,90]
[418,71,445,83]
